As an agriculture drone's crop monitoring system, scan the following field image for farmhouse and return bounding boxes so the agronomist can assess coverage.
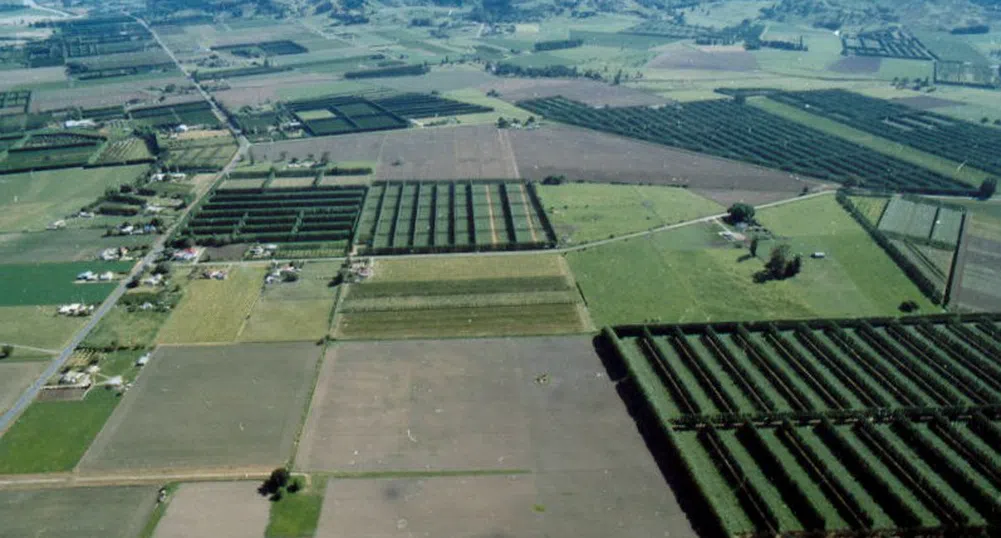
[98,271,115,281]
[173,247,201,261]
[76,271,97,281]
[58,303,95,316]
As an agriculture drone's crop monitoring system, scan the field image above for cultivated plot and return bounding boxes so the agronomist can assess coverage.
[0,486,158,538]
[375,124,520,180]
[0,361,47,415]
[300,337,692,537]
[507,124,815,205]
[238,262,339,342]
[79,342,321,472]
[156,265,266,344]
[154,481,271,538]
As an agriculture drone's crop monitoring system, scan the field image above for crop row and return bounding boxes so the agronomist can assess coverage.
[518,96,972,195]
[606,312,1001,536]
[771,89,1001,176]
[354,180,556,255]
[840,29,936,60]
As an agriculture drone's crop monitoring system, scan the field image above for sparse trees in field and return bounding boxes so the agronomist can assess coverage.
[152,261,172,276]
[758,243,802,281]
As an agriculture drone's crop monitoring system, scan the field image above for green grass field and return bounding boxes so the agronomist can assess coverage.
[569,195,937,326]
[266,480,325,538]
[238,262,338,343]
[0,165,149,232]
[751,98,990,187]
[334,254,589,339]
[0,350,143,473]
[848,195,889,226]
[0,305,89,349]
[81,307,169,350]
[0,261,132,306]
[157,265,266,344]
[538,183,724,244]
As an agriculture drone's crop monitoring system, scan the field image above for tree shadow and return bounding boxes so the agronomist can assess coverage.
[737,253,755,263]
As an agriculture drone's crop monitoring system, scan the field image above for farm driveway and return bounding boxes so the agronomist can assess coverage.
[154,481,270,538]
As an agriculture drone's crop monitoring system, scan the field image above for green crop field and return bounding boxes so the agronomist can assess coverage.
[537,183,724,244]
[0,350,145,473]
[0,165,149,232]
[569,195,937,326]
[238,262,338,342]
[156,265,266,344]
[604,313,1001,536]
[81,306,169,350]
[0,486,159,538]
[334,254,590,339]
[847,195,889,226]
[0,261,132,306]
[78,343,321,471]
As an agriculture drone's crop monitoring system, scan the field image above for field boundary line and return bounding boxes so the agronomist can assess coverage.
[0,343,59,354]
[287,343,329,471]
[498,129,520,180]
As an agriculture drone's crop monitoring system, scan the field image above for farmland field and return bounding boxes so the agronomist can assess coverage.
[153,481,271,538]
[353,180,555,254]
[537,183,724,244]
[569,194,936,326]
[376,124,520,180]
[0,361,47,415]
[180,185,365,247]
[603,312,1001,536]
[238,262,338,342]
[0,305,89,349]
[81,306,168,350]
[155,265,266,344]
[299,337,692,537]
[877,196,965,247]
[0,261,132,306]
[0,165,149,232]
[333,254,589,339]
[518,96,973,194]
[770,90,1001,179]
[507,124,817,205]
[79,342,321,471]
[847,195,889,225]
[0,486,159,538]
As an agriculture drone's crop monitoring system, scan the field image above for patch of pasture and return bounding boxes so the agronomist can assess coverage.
[156,265,266,344]
[0,305,87,349]
[78,342,321,472]
[238,262,338,343]
[153,481,271,538]
[0,261,131,306]
[538,183,724,244]
[0,165,149,233]
[568,194,937,326]
[0,486,158,538]
[0,229,148,264]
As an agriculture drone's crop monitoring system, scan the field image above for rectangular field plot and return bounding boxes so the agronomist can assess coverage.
[603,312,1001,536]
[79,343,321,472]
[840,28,935,60]
[181,185,366,246]
[334,254,589,339]
[518,96,973,194]
[0,486,159,538]
[771,90,1001,178]
[238,261,338,342]
[0,261,132,306]
[153,481,271,538]
[300,337,692,538]
[156,265,265,344]
[354,180,555,255]
[0,361,47,415]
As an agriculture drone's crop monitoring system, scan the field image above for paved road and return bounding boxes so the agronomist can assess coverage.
[0,19,249,435]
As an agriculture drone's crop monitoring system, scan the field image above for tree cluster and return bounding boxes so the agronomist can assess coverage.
[259,467,301,501]
[726,203,755,224]
[760,244,802,281]
[979,178,997,200]
[489,62,602,80]
[0,344,13,359]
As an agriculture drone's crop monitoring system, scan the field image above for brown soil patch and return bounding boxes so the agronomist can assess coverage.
[251,131,386,163]
[509,124,817,201]
[827,56,882,74]
[154,481,270,538]
[376,124,520,180]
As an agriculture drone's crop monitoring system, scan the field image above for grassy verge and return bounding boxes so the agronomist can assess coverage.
[137,483,179,538]
[266,478,326,538]
[750,97,990,187]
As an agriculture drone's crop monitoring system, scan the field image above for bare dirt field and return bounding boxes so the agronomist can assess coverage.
[951,235,1001,312]
[376,124,520,180]
[891,95,963,110]
[647,45,759,71]
[251,131,385,163]
[78,342,321,472]
[509,124,819,204]
[213,73,344,109]
[0,485,158,538]
[827,56,882,73]
[299,336,694,538]
[480,77,667,107]
[154,481,271,538]
[0,361,46,414]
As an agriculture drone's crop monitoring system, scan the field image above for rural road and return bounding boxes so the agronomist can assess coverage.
[21,0,73,18]
[0,20,249,435]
